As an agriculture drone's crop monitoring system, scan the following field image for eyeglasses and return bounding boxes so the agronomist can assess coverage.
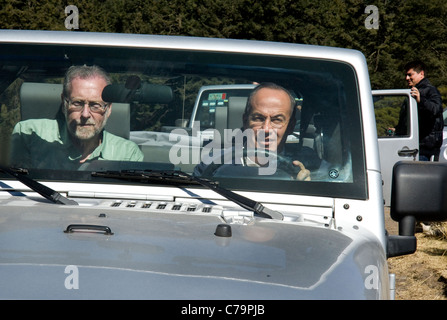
[65,99,109,114]
[249,114,288,129]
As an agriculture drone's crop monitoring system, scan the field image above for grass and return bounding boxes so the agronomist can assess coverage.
[388,229,447,300]
[385,207,447,300]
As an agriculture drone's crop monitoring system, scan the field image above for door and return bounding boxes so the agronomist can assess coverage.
[373,89,419,206]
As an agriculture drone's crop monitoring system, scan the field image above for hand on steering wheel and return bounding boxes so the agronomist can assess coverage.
[293,160,311,181]
[258,150,311,181]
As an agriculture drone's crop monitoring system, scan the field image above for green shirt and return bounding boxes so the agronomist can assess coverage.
[10,118,144,170]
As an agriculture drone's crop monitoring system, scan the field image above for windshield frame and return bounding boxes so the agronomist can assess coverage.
[0,33,367,200]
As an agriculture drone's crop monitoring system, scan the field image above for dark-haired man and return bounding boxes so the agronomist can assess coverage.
[194,82,310,180]
[405,60,443,161]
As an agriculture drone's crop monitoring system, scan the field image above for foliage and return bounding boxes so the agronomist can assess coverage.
[1,0,446,135]
[374,106,401,137]
[1,0,446,91]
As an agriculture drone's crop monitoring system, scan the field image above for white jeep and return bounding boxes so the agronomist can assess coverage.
[0,30,446,300]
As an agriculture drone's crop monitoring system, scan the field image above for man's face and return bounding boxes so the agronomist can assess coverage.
[246,87,292,152]
[64,76,111,142]
[406,68,425,87]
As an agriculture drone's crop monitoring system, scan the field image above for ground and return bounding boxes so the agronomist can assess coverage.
[385,207,447,300]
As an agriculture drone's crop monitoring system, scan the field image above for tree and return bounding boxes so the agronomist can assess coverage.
[0,0,446,101]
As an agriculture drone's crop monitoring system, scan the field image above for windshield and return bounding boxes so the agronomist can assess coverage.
[0,39,366,199]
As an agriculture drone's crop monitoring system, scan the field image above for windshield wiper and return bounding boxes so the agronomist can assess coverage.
[92,169,204,185]
[92,170,283,220]
[0,166,78,205]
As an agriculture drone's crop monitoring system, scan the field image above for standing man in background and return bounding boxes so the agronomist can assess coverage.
[404,60,443,161]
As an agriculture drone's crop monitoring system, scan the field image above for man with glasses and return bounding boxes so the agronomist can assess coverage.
[10,65,143,169]
[194,82,311,180]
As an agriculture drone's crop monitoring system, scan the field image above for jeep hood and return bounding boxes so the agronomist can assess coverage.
[0,199,384,299]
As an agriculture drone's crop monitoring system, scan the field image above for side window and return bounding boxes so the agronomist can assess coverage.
[196,92,228,130]
[195,88,254,131]
[374,95,410,138]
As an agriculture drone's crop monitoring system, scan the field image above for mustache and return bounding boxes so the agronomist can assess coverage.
[75,119,96,126]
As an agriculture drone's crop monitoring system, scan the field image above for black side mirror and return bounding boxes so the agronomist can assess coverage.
[387,161,447,257]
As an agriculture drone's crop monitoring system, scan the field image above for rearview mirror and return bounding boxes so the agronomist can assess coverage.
[102,79,173,104]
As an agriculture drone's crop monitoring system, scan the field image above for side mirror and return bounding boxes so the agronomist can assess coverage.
[388,161,447,257]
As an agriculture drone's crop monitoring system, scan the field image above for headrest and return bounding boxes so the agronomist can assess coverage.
[20,82,62,120]
[228,96,248,130]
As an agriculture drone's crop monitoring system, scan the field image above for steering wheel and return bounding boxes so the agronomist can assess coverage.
[200,148,308,180]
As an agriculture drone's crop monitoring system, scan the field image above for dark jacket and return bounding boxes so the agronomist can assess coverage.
[416,78,443,152]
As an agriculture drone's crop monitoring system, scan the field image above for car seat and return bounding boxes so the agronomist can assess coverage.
[214,96,247,145]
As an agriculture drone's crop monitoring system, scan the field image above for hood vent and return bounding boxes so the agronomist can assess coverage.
[108,199,220,215]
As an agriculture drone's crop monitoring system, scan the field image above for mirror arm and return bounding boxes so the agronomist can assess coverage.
[398,215,416,236]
